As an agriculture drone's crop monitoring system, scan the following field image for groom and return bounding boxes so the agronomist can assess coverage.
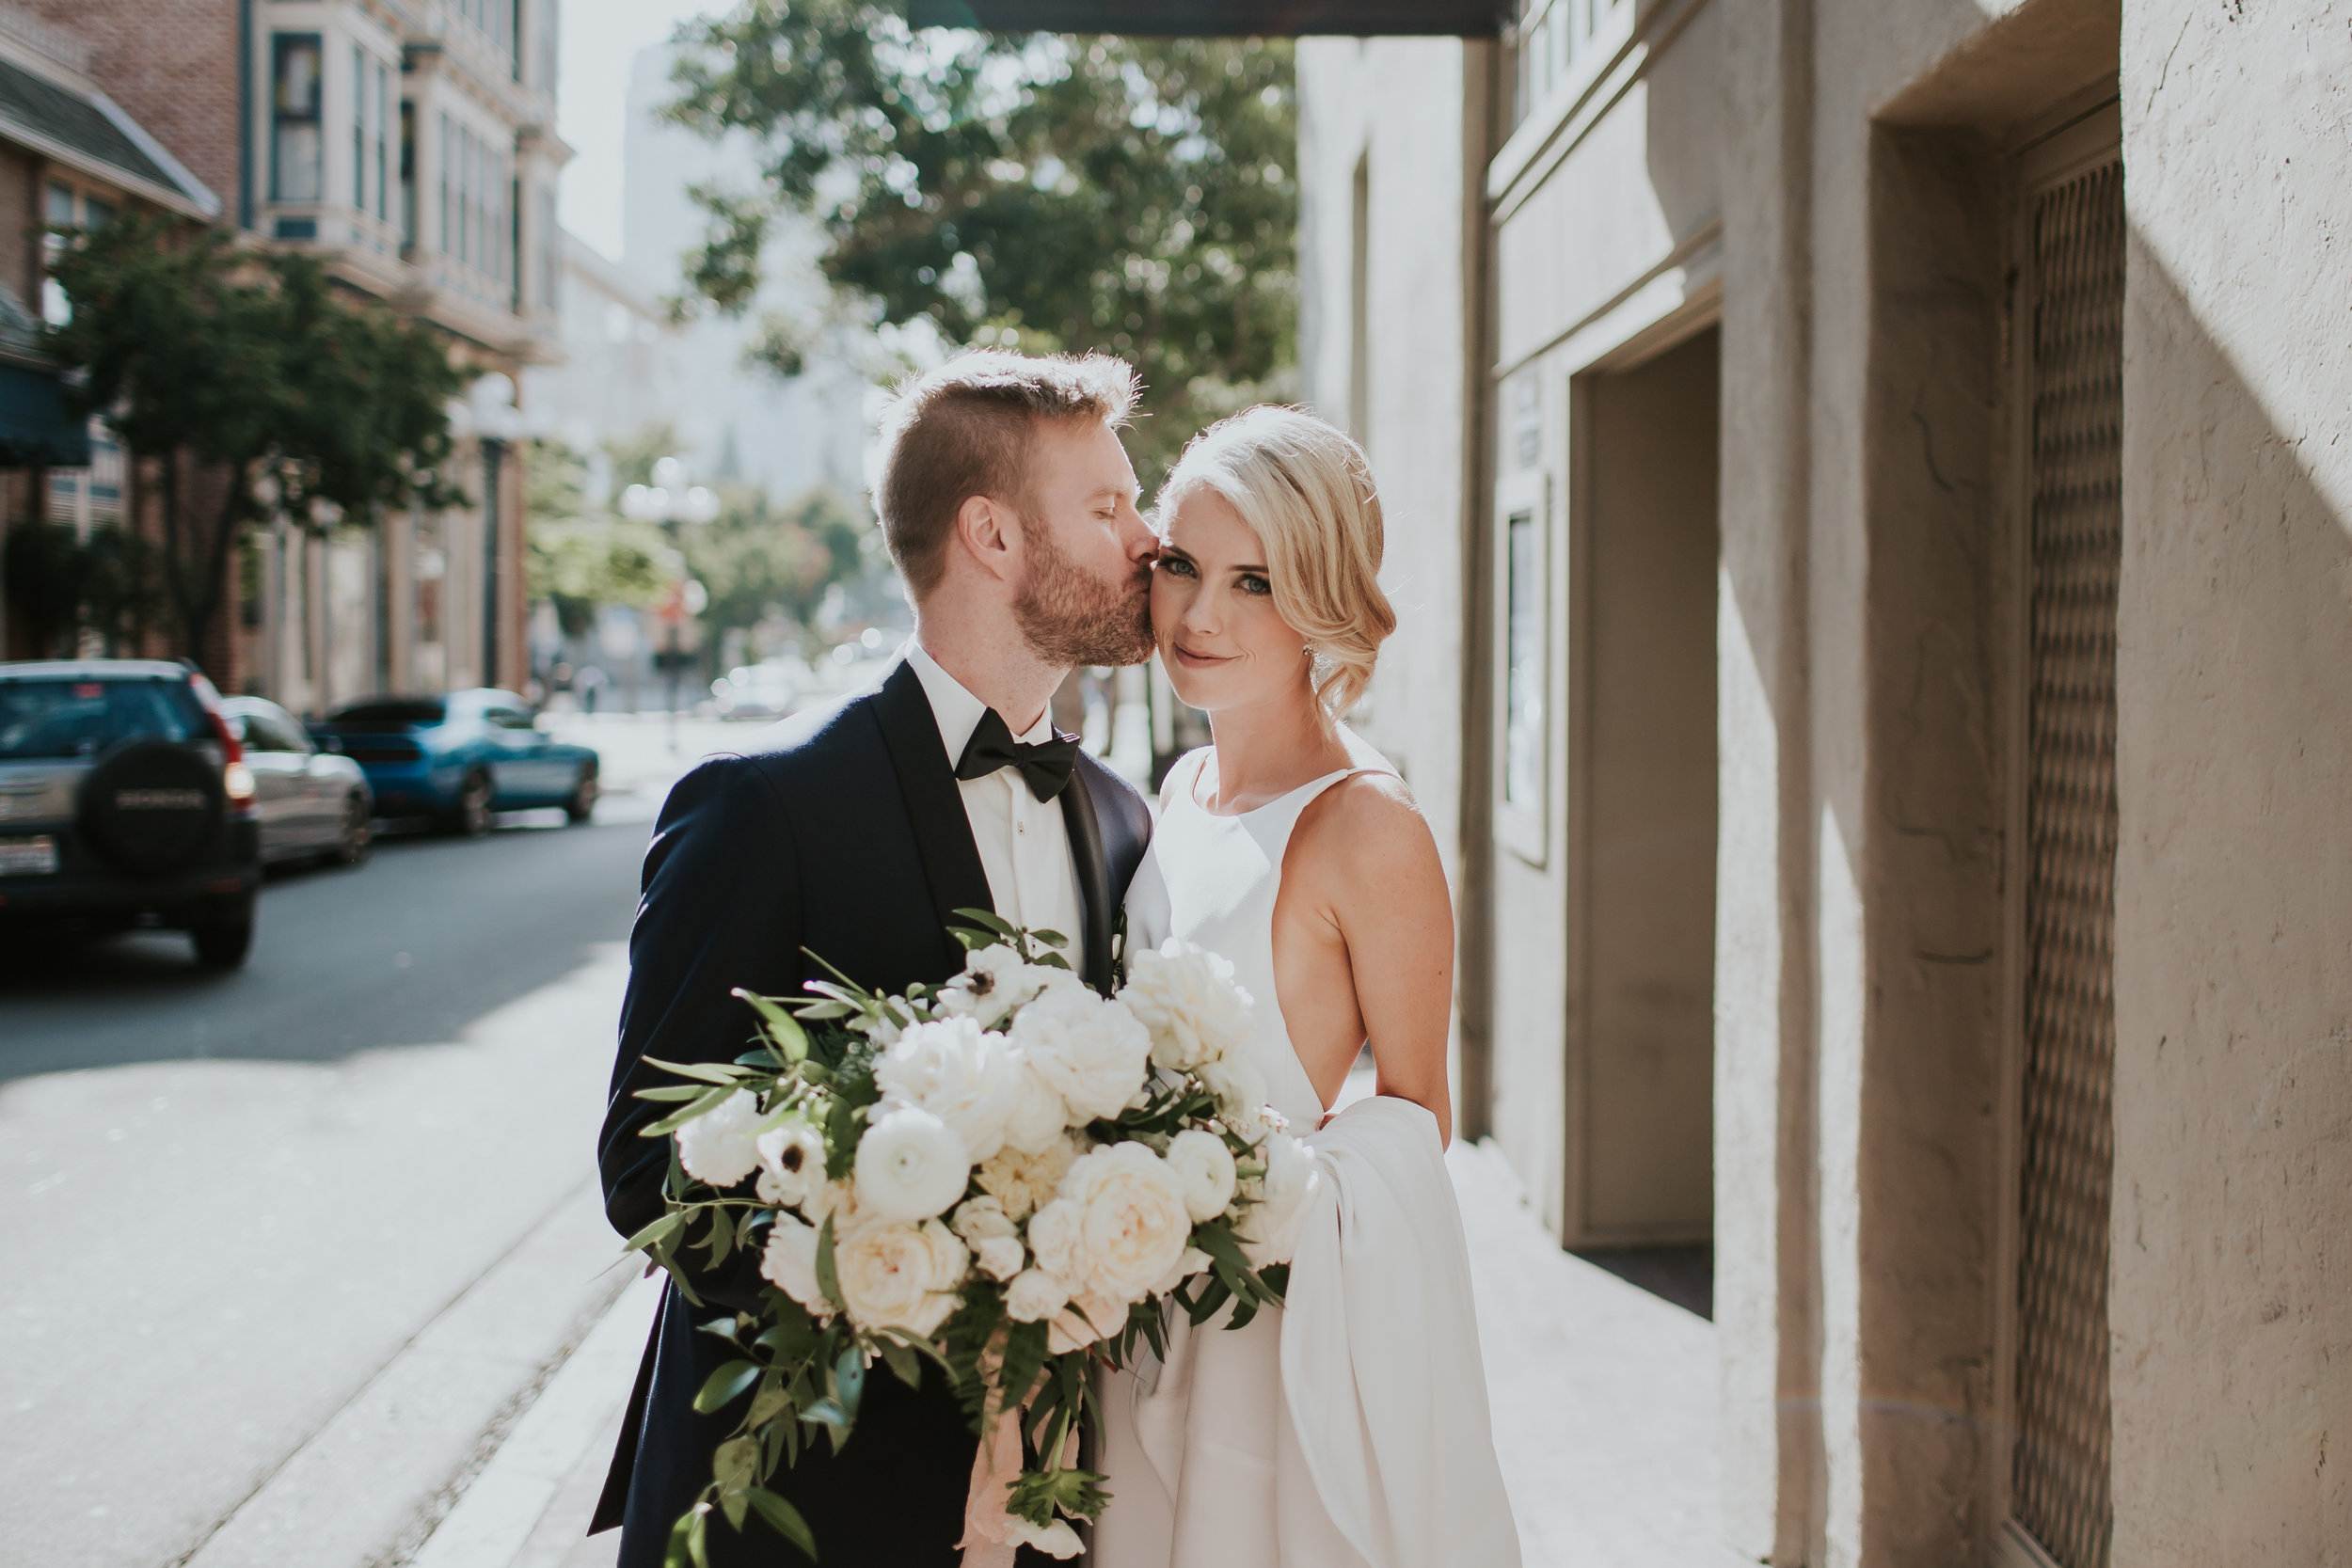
[591,352,1159,1566]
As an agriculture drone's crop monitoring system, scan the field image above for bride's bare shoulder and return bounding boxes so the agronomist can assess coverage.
[1289,770,1447,906]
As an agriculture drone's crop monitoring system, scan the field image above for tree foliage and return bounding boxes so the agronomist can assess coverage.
[43,215,465,673]
[685,483,870,653]
[524,437,674,639]
[664,4,1296,483]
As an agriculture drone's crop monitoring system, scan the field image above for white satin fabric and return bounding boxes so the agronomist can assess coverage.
[1099,739,1519,1568]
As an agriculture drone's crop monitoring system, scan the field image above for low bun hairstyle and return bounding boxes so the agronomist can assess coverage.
[1156,405,1397,720]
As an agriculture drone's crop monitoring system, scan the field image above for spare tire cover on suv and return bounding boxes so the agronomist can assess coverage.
[79,738,226,877]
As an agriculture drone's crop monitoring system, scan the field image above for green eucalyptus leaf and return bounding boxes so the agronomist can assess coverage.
[693,1359,761,1415]
[621,1210,687,1256]
[744,1486,818,1560]
[644,1056,753,1085]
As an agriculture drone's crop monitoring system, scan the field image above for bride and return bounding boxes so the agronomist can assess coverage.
[1094,407,1520,1568]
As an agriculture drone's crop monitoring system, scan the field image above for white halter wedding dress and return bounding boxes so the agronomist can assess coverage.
[1097,735,1520,1568]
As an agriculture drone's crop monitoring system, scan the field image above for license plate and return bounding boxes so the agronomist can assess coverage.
[0,835,58,876]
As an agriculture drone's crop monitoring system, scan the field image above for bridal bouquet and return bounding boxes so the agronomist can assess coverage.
[625,914,1316,1567]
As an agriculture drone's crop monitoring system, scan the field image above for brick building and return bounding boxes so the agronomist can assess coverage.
[1,0,564,705]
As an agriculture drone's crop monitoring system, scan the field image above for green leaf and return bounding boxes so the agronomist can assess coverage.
[633,1085,717,1103]
[644,1056,754,1085]
[746,1380,796,1431]
[814,1214,840,1306]
[794,1000,856,1021]
[951,907,1018,939]
[693,1359,761,1415]
[832,1344,866,1421]
[643,1085,739,1138]
[695,1315,744,1347]
[1029,928,1069,948]
[800,1395,850,1431]
[745,1486,818,1560]
[664,1508,696,1568]
[713,1435,758,1494]
[876,1336,921,1389]
[621,1210,687,1255]
[687,1509,711,1568]
[732,988,810,1063]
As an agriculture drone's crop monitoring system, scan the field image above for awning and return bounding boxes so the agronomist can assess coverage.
[905,0,1505,35]
[0,362,92,467]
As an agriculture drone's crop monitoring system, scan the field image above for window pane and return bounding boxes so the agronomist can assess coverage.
[82,198,114,228]
[44,182,74,227]
[1504,510,1545,808]
[273,34,325,202]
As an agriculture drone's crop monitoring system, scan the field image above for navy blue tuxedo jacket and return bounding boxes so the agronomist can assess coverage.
[592,658,1152,1567]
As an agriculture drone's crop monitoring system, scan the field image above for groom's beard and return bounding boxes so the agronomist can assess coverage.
[1013,517,1154,668]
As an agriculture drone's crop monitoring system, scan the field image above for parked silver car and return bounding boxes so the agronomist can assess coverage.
[219,696,373,866]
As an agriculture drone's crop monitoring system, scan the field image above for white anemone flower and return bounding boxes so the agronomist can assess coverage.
[853,1106,972,1223]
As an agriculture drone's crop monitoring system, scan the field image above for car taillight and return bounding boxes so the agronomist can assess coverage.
[187,673,255,807]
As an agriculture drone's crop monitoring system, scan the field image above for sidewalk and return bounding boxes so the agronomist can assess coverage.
[409,1134,1745,1568]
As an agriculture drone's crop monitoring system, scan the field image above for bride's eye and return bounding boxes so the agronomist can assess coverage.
[1160,556,1197,579]
[1239,573,1272,597]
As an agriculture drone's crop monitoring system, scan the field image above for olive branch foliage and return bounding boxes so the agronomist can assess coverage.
[625,912,1287,1565]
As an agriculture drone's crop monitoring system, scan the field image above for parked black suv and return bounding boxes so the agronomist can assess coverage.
[0,659,262,967]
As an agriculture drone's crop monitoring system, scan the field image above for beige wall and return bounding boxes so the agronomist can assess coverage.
[1302,0,2350,1560]
[2114,2,2352,1556]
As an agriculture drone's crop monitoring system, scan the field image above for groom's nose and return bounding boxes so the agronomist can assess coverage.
[1119,502,1156,562]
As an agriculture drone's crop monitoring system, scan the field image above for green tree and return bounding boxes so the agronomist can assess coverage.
[524,436,674,639]
[664,6,1296,483]
[43,215,465,673]
[685,483,871,654]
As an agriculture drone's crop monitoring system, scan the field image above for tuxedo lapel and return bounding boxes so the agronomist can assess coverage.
[1059,768,1115,993]
[870,659,993,971]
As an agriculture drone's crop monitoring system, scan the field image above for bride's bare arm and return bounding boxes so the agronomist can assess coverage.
[1279,772,1455,1144]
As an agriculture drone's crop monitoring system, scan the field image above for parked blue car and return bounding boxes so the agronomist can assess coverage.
[309,689,600,836]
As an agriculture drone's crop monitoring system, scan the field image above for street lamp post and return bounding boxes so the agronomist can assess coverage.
[618,457,718,751]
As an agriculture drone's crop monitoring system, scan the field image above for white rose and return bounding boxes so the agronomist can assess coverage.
[976,1135,1080,1220]
[1012,988,1152,1124]
[676,1089,762,1188]
[1047,1290,1129,1354]
[1005,1516,1083,1560]
[950,1195,1017,1243]
[1164,1129,1239,1223]
[1057,1142,1194,1304]
[1238,1132,1322,1268]
[1120,941,1254,1071]
[1004,1267,1069,1323]
[1151,1245,1213,1295]
[834,1217,969,1338]
[1025,1197,1087,1287]
[874,1016,1022,1163]
[755,1116,828,1209]
[1198,1053,1269,1124]
[1001,1060,1074,1153]
[760,1213,831,1316]
[974,1235,1026,1282]
[854,1107,972,1223]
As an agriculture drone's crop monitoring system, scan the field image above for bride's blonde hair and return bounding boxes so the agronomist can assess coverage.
[1156,405,1396,720]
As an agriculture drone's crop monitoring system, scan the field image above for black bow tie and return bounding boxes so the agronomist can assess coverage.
[955,709,1081,801]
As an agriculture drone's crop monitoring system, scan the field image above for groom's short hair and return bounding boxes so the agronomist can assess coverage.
[875,351,1140,600]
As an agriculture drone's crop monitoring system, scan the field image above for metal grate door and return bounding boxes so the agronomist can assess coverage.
[2011,155,2122,1568]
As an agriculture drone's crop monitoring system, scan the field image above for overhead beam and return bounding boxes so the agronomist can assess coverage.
[904,1,1506,37]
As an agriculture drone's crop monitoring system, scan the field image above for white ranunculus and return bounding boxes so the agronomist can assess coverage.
[834,1217,969,1338]
[942,943,1076,1028]
[755,1116,828,1209]
[1120,941,1254,1072]
[760,1213,830,1316]
[1165,1129,1240,1223]
[1012,988,1152,1124]
[1151,1245,1213,1295]
[1004,1267,1069,1323]
[950,1195,1016,1243]
[1057,1141,1193,1305]
[1005,1516,1084,1560]
[1001,1059,1074,1153]
[974,1235,1026,1282]
[854,1107,972,1223]
[676,1089,763,1188]
[1238,1132,1322,1268]
[976,1135,1080,1220]
[874,1016,1022,1163]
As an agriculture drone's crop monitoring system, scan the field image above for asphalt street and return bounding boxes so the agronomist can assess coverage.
[0,719,739,1568]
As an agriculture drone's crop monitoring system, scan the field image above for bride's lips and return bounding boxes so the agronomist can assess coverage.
[1170,643,1234,671]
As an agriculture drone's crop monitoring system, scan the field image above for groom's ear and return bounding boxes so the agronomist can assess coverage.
[952,492,1021,585]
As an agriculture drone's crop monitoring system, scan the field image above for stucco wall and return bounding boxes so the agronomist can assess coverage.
[2114,4,2352,1558]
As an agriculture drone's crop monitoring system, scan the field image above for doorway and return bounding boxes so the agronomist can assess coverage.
[1564,324,1721,1270]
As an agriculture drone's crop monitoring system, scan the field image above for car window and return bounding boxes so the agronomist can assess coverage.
[240,707,309,753]
[0,678,207,759]
[484,706,534,731]
[328,698,447,725]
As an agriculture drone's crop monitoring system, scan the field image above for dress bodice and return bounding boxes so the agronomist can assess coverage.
[1123,729,1395,1132]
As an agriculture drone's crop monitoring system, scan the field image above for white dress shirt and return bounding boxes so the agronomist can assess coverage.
[906,641,1088,971]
